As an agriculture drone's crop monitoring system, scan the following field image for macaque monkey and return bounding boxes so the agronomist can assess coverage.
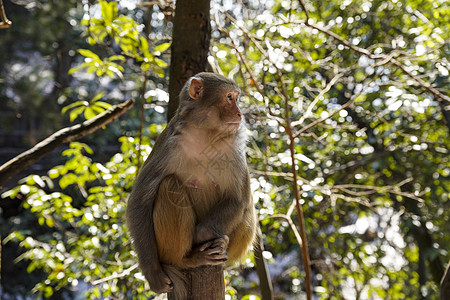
[126,72,256,298]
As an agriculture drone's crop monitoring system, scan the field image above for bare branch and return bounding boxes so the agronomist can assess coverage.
[0,0,12,29]
[293,73,345,127]
[91,264,138,286]
[304,22,450,103]
[0,99,135,187]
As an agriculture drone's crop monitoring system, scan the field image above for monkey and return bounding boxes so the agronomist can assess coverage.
[126,72,256,298]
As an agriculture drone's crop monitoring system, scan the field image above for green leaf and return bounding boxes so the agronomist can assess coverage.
[68,63,90,75]
[154,67,165,78]
[78,49,100,59]
[140,36,149,53]
[91,105,106,115]
[27,262,37,273]
[69,106,86,122]
[94,101,112,110]
[154,42,171,53]
[84,107,96,120]
[91,91,106,103]
[61,101,86,115]
[45,218,55,228]
[100,0,117,24]
[154,57,168,68]
[32,175,45,188]
[59,173,78,189]
[108,55,125,62]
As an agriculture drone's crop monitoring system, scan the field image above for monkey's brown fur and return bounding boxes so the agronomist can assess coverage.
[126,72,256,298]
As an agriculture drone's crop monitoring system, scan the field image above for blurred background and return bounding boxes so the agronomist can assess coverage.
[0,0,449,299]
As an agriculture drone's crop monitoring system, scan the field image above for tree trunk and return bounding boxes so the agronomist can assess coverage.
[167,2,225,298]
[167,0,211,121]
[254,228,274,300]
[167,265,224,300]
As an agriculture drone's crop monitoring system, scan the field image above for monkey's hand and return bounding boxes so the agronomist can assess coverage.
[194,224,221,245]
[145,268,173,293]
[184,235,230,268]
[199,235,230,253]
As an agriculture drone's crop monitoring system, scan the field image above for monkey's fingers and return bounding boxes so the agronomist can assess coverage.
[199,240,214,251]
[150,278,173,293]
[209,235,230,249]
[203,246,227,256]
[205,252,228,265]
[164,276,173,287]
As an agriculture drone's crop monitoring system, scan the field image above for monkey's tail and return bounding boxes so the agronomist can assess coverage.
[162,264,188,299]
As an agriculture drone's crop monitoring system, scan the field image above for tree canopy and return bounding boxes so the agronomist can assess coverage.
[0,0,449,299]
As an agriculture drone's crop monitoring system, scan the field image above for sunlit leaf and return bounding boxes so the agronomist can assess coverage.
[78,49,100,59]
[154,42,171,53]
[61,101,86,115]
[69,106,86,122]
[84,107,96,120]
[100,0,117,24]
[91,91,106,103]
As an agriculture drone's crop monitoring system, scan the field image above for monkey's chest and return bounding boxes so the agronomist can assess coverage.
[175,154,238,220]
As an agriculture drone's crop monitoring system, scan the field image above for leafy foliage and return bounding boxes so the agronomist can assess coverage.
[4,139,153,298]
[209,0,449,298]
[1,0,449,299]
[61,91,112,121]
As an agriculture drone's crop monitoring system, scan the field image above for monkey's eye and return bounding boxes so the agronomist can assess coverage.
[227,93,234,102]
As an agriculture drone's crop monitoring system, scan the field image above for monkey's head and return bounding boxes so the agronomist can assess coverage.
[178,72,243,134]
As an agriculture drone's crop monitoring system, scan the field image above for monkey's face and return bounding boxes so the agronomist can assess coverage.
[185,74,243,134]
[209,88,242,133]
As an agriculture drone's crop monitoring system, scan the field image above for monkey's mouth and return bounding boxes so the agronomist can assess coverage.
[227,122,241,127]
[226,122,241,130]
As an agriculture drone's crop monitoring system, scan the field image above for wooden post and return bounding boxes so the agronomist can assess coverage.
[167,265,225,300]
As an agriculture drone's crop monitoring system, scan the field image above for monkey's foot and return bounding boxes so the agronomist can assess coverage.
[184,237,229,267]
[147,269,173,293]
[199,235,229,253]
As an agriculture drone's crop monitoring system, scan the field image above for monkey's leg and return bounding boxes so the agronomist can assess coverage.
[226,206,257,261]
[154,175,196,267]
[154,175,228,268]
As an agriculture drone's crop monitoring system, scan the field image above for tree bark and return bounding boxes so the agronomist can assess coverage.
[167,265,225,300]
[166,1,222,298]
[0,99,135,187]
[441,261,450,300]
[167,0,211,121]
[254,228,274,300]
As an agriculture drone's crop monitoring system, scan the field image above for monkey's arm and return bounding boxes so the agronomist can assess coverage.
[126,134,174,293]
[195,170,251,243]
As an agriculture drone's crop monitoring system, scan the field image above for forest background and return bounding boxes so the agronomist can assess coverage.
[0,0,449,299]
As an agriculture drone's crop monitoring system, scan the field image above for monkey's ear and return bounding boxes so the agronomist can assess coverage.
[189,77,203,100]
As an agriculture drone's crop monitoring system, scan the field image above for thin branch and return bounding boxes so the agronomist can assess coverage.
[91,264,139,286]
[294,64,386,138]
[289,0,450,103]
[304,22,450,103]
[292,72,345,127]
[0,0,12,29]
[0,99,135,187]
[269,214,303,249]
[297,0,309,20]
[293,96,354,138]
[216,22,286,129]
